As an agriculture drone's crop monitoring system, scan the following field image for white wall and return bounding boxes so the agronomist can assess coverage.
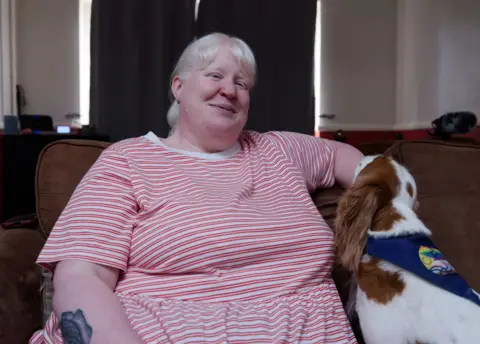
[320,0,480,131]
[437,1,480,118]
[321,0,398,130]
[15,0,79,125]
[397,0,480,129]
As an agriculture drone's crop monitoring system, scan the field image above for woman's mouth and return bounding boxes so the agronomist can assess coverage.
[210,103,236,113]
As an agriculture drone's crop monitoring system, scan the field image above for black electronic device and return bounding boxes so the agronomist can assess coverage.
[19,114,54,132]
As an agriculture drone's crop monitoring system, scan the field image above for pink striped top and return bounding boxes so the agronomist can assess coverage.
[31,131,356,343]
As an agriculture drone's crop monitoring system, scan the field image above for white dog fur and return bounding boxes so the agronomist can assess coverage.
[335,154,480,344]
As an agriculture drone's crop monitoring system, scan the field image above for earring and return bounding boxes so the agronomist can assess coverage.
[176,99,180,104]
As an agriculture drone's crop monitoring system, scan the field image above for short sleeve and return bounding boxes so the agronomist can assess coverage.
[37,146,138,274]
[264,131,337,192]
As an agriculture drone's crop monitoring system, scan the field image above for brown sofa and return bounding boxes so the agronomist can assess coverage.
[1,138,479,344]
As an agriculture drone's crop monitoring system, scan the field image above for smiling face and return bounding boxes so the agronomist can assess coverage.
[171,46,252,149]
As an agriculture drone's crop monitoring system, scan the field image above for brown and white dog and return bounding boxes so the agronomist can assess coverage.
[335,155,480,344]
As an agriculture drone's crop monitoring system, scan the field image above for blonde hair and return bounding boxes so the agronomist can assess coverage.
[166,32,257,130]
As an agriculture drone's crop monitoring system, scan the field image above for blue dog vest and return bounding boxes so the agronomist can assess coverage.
[366,234,480,307]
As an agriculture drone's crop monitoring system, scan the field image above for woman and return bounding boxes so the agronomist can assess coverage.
[31,32,363,344]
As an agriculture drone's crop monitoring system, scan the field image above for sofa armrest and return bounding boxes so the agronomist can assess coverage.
[0,227,46,344]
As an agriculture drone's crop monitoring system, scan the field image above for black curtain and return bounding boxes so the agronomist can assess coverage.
[89,0,196,141]
[196,0,318,134]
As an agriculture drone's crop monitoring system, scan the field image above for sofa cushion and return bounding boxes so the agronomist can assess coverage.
[0,227,45,344]
[36,140,111,237]
[385,140,480,291]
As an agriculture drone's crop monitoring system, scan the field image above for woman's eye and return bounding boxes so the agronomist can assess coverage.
[209,73,222,80]
[236,82,247,89]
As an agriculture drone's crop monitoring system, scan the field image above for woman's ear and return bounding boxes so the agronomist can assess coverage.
[334,178,392,272]
[171,76,183,102]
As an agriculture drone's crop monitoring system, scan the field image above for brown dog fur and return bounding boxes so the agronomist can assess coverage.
[334,156,400,272]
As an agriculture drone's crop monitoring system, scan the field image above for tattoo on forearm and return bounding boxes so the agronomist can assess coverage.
[59,309,93,344]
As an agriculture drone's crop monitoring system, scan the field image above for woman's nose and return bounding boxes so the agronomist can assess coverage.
[219,80,237,98]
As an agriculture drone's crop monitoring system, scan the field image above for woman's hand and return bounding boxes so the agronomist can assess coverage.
[53,260,143,344]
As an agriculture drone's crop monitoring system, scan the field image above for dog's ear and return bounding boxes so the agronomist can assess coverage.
[334,158,396,272]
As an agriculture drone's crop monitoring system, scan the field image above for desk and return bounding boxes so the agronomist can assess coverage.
[0,134,110,222]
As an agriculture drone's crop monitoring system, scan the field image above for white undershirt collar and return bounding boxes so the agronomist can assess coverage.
[143,131,241,160]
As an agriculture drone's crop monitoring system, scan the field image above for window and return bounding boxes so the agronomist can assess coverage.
[195,0,201,21]
[78,0,199,125]
[78,0,321,130]
[79,0,92,125]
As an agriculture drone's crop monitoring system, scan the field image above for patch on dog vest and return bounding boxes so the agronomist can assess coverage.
[366,234,480,307]
[418,246,456,275]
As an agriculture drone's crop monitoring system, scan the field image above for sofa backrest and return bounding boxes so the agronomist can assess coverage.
[36,139,111,236]
[384,140,480,290]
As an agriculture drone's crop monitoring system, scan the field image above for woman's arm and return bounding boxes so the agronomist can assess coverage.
[331,141,364,187]
[53,260,142,344]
